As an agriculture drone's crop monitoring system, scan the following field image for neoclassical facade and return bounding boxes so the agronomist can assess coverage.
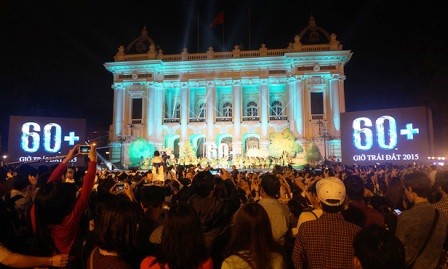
[105,17,352,165]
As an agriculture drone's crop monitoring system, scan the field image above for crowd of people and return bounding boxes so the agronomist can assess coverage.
[1,145,448,269]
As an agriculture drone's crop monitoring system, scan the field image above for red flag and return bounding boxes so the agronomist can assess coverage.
[210,12,224,28]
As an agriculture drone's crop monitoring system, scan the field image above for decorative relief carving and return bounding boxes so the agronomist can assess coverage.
[309,76,323,84]
[129,84,146,92]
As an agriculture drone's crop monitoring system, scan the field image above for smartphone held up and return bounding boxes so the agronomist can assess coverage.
[79,145,91,155]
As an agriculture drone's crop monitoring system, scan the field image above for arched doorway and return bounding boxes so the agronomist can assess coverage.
[243,135,260,155]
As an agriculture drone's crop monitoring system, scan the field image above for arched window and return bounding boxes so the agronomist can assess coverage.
[246,101,258,117]
[198,102,206,118]
[271,100,283,116]
[223,102,232,117]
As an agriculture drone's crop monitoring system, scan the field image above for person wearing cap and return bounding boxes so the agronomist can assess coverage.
[292,177,360,269]
[258,173,291,246]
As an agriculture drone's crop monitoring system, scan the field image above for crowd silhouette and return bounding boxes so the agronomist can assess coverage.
[1,145,448,269]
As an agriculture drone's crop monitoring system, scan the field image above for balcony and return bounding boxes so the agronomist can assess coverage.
[163,118,180,123]
[242,116,260,121]
[216,117,232,122]
[270,115,288,121]
[189,118,206,122]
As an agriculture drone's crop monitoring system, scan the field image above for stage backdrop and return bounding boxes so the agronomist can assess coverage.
[340,106,434,165]
[8,116,87,166]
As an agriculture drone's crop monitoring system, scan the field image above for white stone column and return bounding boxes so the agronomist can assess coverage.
[206,81,215,141]
[232,80,243,157]
[180,82,189,142]
[295,77,304,138]
[146,83,155,141]
[260,80,269,140]
[154,83,164,147]
[330,75,341,135]
[205,82,216,158]
[339,75,347,113]
[112,83,125,138]
[232,80,242,138]
[287,78,298,137]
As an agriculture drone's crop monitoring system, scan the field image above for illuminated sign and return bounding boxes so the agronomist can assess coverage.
[8,116,87,165]
[340,107,433,164]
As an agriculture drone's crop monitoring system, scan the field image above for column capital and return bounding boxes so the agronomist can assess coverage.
[112,83,125,90]
[287,75,297,83]
[145,81,155,87]
[260,78,268,85]
[331,74,346,81]
[232,79,242,86]
[206,80,216,87]
[180,81,189,88]
[287,75,303,83]
[153,81,164,88]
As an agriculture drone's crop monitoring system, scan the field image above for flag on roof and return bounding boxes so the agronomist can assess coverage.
[210,12,224,28]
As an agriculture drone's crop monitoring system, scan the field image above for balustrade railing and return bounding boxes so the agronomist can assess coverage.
[270,115,288,121]
[216,117,232,122]
[242,116,260,121]
[117,43,337,62]
[163,118,180,123]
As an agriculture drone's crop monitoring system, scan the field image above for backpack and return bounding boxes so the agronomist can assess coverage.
[0,193,34,254]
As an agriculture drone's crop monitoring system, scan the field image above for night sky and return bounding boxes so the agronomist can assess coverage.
[1,0,447,155]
